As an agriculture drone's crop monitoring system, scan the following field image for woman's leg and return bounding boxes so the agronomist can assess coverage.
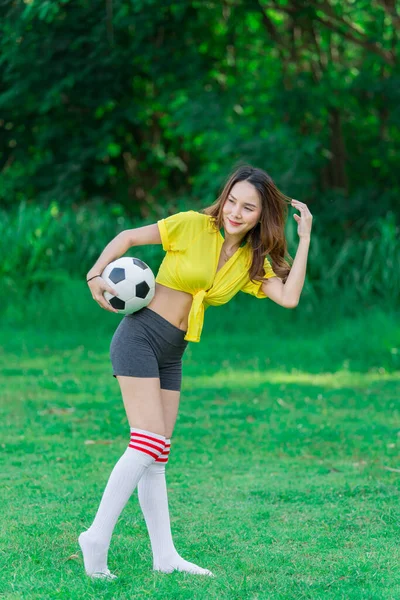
[79,376,166,579]
[137,387,214,576]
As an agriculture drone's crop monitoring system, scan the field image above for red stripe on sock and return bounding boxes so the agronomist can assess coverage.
[128,444,160,459]
[130,432,166,446]
[129,437,165,453]
[155,444,170,463]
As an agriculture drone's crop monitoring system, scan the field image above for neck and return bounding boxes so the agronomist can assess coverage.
[223,230,245,251]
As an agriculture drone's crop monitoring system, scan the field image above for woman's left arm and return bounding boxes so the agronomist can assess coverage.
[261,199,312,308]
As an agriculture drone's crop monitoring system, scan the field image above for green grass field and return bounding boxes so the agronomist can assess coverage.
[1,284,399,599]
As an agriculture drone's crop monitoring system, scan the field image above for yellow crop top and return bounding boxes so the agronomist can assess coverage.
[155,210,277,343]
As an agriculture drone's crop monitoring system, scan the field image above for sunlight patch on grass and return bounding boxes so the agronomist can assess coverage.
[185,368,400,390]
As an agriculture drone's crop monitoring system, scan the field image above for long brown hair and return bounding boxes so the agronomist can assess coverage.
[200,162,293,284]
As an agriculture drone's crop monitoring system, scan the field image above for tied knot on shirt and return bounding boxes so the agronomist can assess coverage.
[187,289,208,342]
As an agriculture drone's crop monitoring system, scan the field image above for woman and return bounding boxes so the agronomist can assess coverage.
[79,163,312,579]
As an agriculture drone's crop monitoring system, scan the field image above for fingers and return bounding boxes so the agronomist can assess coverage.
[106,286,118,296]
[102,287,119,313]
[93,291,118,312]
[97,296,119,313]
[101,288,119,313]
[87,279,119,313]
[292,199,304,209]
[291,199,312,214]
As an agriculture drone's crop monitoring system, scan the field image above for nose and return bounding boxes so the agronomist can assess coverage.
[231,210,242,221]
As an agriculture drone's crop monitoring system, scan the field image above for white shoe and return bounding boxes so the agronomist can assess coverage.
[89,568,117,580]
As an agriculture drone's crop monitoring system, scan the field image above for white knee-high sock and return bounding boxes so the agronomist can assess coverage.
[79,428,166,578]
[137,438,214,576]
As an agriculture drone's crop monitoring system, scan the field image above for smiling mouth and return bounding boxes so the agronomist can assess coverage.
[228,218,242,225]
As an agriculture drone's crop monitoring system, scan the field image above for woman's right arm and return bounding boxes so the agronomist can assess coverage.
[86,225,162,312]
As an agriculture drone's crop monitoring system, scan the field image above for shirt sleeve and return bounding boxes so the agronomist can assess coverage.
[240,256,277,298]
[157,210,202,252]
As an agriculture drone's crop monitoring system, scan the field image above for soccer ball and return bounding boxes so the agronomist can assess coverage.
[101,257,155,315]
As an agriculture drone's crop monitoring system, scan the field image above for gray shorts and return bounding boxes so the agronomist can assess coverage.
[110,307,189,391]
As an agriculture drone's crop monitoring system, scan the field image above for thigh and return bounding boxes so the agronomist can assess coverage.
[110,316,165,435]
[116,376,165,437]
[160,388,181,439]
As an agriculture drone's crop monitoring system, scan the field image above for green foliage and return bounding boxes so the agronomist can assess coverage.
[0,0,399,223]
[0,199,167,295]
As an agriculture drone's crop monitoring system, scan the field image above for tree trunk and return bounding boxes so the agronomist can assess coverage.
[322,107,348,193]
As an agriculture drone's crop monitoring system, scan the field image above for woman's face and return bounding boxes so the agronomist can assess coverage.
[222,181,262,238]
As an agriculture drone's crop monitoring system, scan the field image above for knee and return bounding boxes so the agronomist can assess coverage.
[151,426,166,438]
[116,376,166,437]
[129,418,166,439]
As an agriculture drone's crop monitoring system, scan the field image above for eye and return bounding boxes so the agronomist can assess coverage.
[228,198,234,203]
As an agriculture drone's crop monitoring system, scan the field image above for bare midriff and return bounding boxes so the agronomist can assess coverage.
[146,252,228,332]
[146,282,194,332]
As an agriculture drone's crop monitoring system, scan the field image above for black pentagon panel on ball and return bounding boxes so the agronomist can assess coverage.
[132,258,147,270]
[110,296,125,310]
[136,281,150,299]
[109,268,126,284]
